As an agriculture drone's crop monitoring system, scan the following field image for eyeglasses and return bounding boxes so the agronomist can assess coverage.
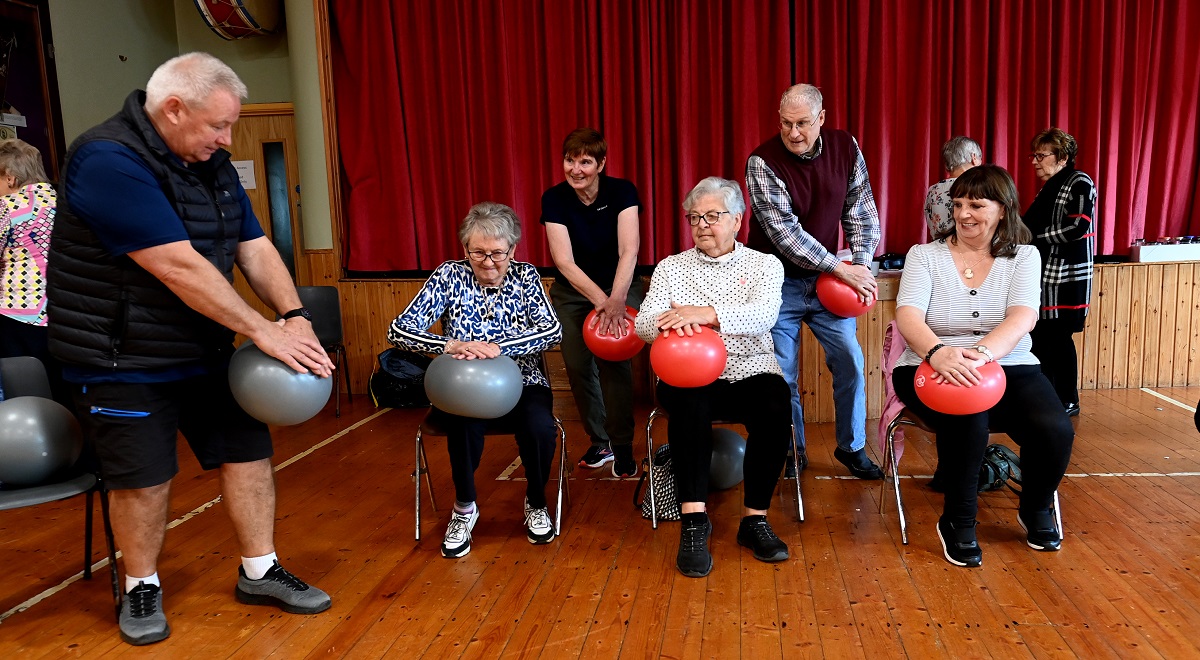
[780,118,818,133]
[684,211,732,227]
[467,248,512,263]
[1029,152,1054,163]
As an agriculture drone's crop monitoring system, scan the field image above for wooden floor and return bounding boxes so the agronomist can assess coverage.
[1,386,1198,658]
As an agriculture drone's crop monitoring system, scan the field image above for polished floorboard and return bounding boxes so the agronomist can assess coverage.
[1,386,1198,658]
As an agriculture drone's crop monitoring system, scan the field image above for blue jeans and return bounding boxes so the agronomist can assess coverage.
[771,275,867,453]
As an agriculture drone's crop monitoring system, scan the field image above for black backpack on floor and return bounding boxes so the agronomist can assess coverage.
[368,349,432,408]
[978,444,1022,493]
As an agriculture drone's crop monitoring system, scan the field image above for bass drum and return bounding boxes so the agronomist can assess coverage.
[193,0,283,40]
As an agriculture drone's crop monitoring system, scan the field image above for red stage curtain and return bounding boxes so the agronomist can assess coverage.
[331,0,1200,272]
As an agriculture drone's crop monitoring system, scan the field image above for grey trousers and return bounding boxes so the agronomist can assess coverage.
[549,279,645,448]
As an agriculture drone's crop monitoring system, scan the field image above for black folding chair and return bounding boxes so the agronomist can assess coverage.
[297,286,351,417]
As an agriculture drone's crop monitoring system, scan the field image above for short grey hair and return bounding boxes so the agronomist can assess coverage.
[0,139,48,188]
[145,52,248,113]
[780,83,823,114]
[458,201,522,247]
[683,176,745,215]
[941,136,982,172]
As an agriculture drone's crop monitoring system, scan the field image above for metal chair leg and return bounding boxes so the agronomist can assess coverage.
[879,418,908,545]
[333,345,342,418]
[414,430,436,540]
[790,426,804,522]
[554,419,568,536]
[645,408,663,529]
[1052,489,1063,538]
[341,345,352,400]
[99,485,120,622]
[84,488,94,579]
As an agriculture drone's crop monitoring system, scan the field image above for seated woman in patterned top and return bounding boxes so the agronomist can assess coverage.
[634,177,791,578]
[388,202,563,559]
[892,165,1074,568]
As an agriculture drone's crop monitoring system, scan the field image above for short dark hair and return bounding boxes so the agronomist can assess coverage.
[562,127,607,162]
[1031,127,1078,165]
[945,164,1031,257]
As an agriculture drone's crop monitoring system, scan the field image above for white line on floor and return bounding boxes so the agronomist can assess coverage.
[0,408,392,625]
[1140,387,1198,413]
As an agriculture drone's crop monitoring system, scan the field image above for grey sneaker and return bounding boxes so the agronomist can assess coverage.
[235,561,332,614]
[119,582,170,646]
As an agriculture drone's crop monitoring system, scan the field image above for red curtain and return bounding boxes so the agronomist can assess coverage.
[331,0,1200,272]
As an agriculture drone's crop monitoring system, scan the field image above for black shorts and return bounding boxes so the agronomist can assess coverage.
[70,371,273,490]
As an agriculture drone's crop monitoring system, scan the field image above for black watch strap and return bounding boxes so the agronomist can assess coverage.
[282,307,312,321]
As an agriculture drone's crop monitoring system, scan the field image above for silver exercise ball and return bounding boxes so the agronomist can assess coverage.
[709,427,746,490]
[228,342,332,426]
[423,354,523,419]
[0,396,83,487]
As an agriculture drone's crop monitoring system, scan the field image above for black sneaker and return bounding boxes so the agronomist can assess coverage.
[736,515,789,562]
[677,513,713,578]
[1017,510,1062,551]
[1064,403,1080,417]
[783,450,808,478]
[236,561,332,614]
[119,582,170,646]
[611,444,638,478]
[834,447,884,480]
[936,519,983,567]
[579,444,614,468]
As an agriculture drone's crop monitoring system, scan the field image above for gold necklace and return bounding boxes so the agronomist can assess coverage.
[953,243,990,279]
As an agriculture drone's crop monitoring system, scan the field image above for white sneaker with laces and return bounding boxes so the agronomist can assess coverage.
[442,507,479,558]
[523,498,555,544]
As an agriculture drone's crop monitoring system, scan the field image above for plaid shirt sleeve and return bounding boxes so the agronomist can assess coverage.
[746,155,841,273]
[1038,172,1097,244]
[841,137,881,265]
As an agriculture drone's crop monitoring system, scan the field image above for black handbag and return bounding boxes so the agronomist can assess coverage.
[978,444,1022,493]
[368,349,433,408]
[633,444,681,521]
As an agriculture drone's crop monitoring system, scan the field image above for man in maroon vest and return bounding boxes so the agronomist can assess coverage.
[746,84,883,479]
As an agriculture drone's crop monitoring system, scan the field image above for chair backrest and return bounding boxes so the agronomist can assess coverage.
[297,285,344,346]
[0,356,52,400]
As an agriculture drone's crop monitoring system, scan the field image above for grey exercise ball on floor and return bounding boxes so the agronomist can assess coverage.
[228,342,333,426]
[709,426,747,490]
[423,354,523,419]
[0,396,83,487]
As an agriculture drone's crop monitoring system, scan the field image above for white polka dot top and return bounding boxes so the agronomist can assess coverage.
[635,242,784,382]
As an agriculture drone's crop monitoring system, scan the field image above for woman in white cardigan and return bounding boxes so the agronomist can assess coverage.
[635,176,790,579]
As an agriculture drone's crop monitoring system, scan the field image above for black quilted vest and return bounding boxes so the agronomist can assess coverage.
[47,90,244,371]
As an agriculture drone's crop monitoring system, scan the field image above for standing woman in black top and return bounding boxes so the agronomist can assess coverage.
[541,128,644,477]
[1024,128,1097,417]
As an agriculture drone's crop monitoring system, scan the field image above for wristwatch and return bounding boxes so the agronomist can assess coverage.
[972,345,995,362]
[281,307,312,321]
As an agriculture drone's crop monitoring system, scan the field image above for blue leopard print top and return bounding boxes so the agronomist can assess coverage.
[387,260,562,387]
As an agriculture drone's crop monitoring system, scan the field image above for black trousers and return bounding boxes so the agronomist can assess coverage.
[437,385,556,508]
[1029,317,1080,406]
[892,364,1074,526]
[656,373,791,510]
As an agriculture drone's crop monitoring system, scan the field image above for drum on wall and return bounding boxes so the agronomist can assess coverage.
[193,0,283,40]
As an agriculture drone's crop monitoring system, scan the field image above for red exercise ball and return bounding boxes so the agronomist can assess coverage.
[816,270,876,318]
[914,360,1007,415]
[583,306,644,362]
[650,327,727,388]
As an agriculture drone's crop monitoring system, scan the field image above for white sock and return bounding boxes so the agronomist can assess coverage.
[125,572,159,593]
[453,500,476,515]
[241,552,278,580]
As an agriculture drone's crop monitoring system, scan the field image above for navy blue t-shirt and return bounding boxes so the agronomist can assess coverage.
[540,175,639,291]
[60,141,265,383]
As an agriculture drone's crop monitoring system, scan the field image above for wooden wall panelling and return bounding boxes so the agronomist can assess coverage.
[1172,264,1195,386]
[1079,266,1102,390]
[1157,265,1179,388]
[1125,265,1147,388]
[1189,269,1200,385]
[1140,264,1163,387]
[1094,265,1116,388]
[1110,266,1132,388]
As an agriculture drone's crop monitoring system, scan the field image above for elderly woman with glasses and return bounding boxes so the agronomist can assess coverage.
[388,202,563,559]
[635,176,791,578]
[1024,128,1097,418]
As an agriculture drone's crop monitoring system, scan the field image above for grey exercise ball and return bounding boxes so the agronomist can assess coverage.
[0,396,83,487]
[228,342,332,426]
[423,354,523,419]
[709,427,747,490]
